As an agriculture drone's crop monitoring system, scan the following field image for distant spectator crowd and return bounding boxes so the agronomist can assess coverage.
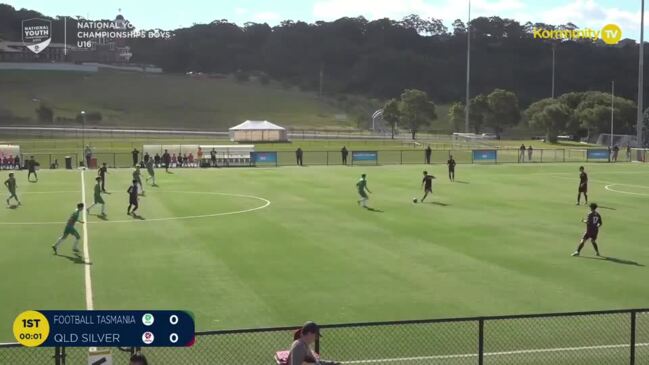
[0,154,20,170]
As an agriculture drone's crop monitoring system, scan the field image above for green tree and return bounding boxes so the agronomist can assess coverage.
[448,101,465,132]
[485,89,520,138]
[469,94,489,133]
[526,99,572,143]
[382,98,401,139]
[399,89,437,140]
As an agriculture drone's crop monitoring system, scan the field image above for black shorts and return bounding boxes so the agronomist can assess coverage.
[582,229,598,240]
[129,197,138,205]
[424,186,432,193]
[578,184,588,193]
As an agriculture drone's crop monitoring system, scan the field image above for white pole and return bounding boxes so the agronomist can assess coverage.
[611,80,615,148]
[64,16,67,56]
[551,43,556,98]
[464,0,471,133]
[637,0,645,147]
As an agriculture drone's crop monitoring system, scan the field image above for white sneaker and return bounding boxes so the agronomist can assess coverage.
[571,251,580,257]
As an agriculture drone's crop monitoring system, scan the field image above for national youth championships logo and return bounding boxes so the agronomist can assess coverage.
[22,18,52,54]
[533,23,622,45]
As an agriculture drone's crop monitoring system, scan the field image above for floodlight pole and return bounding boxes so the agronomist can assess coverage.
[551,43,556,98]
[610,81,615,148]
[637,0,645,147]
[464,0,471,133]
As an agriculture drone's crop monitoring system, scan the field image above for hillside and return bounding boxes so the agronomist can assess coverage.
[0,70,366,130]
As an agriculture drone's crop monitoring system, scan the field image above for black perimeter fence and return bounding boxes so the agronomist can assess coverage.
[1,308,648,364]
[7,148,648,170]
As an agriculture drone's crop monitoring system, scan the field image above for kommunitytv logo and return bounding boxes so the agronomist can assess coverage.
[22,18,52,54]
[533,24,623,45]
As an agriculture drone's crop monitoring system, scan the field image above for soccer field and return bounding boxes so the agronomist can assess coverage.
[1,162,648,344]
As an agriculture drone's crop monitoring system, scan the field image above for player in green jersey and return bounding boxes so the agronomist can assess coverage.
[4,172,20,206]
[52,203,85,255]
[145,159,157,186]
[87,176,106,216]
[133,166,144,195]
[356,173,372,208]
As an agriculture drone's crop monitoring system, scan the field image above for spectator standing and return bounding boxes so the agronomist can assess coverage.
[296,147,303,166]
[425,145,432,164]
[626,145,632,161]
[612,145,619,162]
[143,152,150,165]
[519,144,526,163]
[154,153,161,168]
[162,149,171,172]
[197,147,204,166]
[210,148,217,167]
[341,146,348,165]
[527,145,533,162]
[84,145,92,168]
[131,148,140,167]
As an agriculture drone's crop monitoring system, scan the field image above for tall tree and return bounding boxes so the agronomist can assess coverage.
[382,99,401,139]
[399,89,437,139]
[485,89,521,138]
[469,94,489,133]
[526,99,571,143]
[448,102,465,132]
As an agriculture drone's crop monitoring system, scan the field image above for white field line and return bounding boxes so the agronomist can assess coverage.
[80,170,94,310]
[604,184,649,197]
[343,342,649,364]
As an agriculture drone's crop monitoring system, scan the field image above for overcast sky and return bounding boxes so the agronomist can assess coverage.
[4,0,645,40]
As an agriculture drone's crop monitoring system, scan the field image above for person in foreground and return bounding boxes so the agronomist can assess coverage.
[572,203,602,257]
[129,353,148,365]
[288,321,340,365]
[52,203,84,255]
[356,173,371,208]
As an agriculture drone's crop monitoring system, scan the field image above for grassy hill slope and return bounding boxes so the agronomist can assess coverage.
[0,70,363,130]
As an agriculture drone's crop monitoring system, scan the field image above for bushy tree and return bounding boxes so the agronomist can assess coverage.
[399,89,437,140]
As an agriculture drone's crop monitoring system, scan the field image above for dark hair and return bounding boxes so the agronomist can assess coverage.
[579,166,584,170]
[423,171,428,174]
[589,203,598,210]
[133,180,138,184]
[95,177,101,181]
[129,354,148,365]
[77,203,84,209]
[361,174,366,178]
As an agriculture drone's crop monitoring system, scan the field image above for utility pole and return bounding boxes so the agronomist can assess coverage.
[464,0,471,133]
[610,81,615,148]
[637,0,645,147]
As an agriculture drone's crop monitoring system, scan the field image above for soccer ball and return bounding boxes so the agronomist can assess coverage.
[413,198,418,203]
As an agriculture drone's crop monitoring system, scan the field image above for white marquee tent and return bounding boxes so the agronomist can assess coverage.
[229,120,288,142]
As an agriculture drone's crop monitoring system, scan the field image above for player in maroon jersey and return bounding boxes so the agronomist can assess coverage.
[577,166,588,205]
[572,203,602,257]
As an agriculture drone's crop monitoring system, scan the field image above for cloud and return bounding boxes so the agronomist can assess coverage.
[252,11,281,23]
[312,0,524,22]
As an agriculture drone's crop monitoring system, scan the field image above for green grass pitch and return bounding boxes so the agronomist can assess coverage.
[1,162,648,347]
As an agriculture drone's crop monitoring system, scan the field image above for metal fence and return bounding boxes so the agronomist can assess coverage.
[12,148,647,170]
[1,308,648,364]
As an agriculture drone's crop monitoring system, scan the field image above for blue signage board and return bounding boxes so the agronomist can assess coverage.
[473,150,497,162]
[587,149,610,160]
[252,151,278,164]
[352,151,378,164]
